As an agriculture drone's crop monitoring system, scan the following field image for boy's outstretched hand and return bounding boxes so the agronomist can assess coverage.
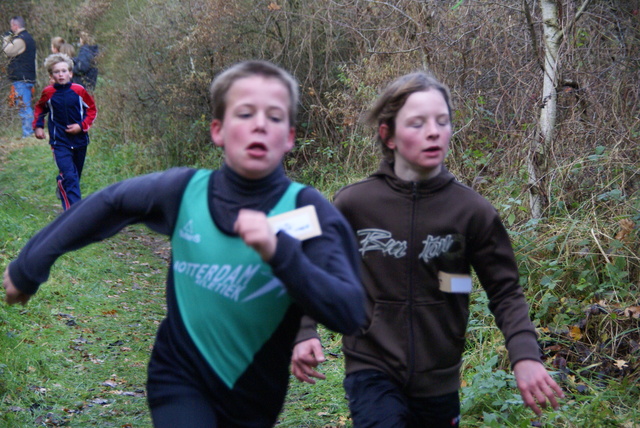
[234,209,277,262]
[513,359,565,415]
[3,266,31,305]
[291,338,326,384]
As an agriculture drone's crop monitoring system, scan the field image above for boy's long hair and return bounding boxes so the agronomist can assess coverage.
[209,60,299,126]
[367,72,453,161]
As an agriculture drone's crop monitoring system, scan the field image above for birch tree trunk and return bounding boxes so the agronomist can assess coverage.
[527,0,592,219]
[528,0,561,219]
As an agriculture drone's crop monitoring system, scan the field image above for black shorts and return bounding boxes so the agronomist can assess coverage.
[343,369,460,428]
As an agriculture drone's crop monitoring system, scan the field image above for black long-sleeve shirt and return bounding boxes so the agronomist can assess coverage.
[9,164,365,426]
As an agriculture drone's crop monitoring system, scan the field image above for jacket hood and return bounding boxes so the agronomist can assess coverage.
[371,160,456,195]
[84,44,99,54]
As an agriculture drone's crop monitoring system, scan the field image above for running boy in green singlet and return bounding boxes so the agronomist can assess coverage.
[4,60,365,427]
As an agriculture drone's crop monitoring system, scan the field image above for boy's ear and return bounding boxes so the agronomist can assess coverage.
[210,119,223,147]
[379,124,395,150]
[285,127,295,152]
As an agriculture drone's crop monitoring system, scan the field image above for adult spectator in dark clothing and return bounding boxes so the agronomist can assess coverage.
[72,31,99,91]
[2,16,37,138]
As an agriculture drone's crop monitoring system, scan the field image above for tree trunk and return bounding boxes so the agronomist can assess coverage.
[528,0,561,219]
[527,0,592,219]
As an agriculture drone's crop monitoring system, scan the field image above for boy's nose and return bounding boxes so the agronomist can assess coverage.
[254,112,267,129]
[425,121,439,137]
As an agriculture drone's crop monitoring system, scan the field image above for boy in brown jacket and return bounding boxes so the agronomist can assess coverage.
[292,72,563,427]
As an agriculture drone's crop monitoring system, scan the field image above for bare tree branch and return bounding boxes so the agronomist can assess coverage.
[523,0,544,72]
[565,0,593,36]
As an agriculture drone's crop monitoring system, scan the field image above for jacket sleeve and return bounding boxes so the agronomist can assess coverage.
[470,208,541,367]
[32,87,53,130]
[73,46,95,75]
[8,167,195,295]
[2,36,25,57]
[295,315,320,344]
[269,187,365,336]
[71,85,97,132]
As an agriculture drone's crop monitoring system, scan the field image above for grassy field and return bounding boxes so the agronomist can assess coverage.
[1,134,638,427]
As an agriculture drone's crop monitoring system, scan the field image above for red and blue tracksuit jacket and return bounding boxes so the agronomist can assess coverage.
[33,82,97,146]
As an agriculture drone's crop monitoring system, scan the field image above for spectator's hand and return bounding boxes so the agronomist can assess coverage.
[34,127,45,139]
[291,338,326,384]
[234,209,277,262]
[513,359,564,415]
[65,123,81,134]
[3,266,31,306]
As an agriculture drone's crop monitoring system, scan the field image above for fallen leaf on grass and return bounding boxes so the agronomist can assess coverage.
[623,306,640,318]
[102,380,118,388]
[614,219,634,241]
[575,383,589,393]
[614,359,628,370]
[28,385,46,394]
[569,325,583,341]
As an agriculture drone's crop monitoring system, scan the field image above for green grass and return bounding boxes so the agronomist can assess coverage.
[1,134,638,427]
[0,135,161,426]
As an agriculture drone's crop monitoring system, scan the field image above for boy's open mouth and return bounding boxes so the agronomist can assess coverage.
[247,142,267,154]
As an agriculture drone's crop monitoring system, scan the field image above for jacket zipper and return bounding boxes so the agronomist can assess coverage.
[406,181,419,387]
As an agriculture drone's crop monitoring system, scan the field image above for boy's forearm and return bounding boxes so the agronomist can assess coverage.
[271,223,365,335]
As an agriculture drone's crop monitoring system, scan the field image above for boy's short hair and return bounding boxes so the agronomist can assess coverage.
[58,43,75,58]
[367,72,453,161]
[51,36,65,51]
[209,60,299,126]
[45,53,74,75]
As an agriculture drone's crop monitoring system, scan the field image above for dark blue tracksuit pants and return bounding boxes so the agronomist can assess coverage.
[51,144,87,210]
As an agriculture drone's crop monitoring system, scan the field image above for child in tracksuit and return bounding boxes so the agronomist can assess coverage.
[5,60,365,427]
[33,53,97,210]
[292,72,564,427]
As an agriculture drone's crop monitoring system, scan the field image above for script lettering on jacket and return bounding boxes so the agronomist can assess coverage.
[357,229,455,263]
[357,228,407,258]
[419,235,454,263]
[173,261,260,301]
